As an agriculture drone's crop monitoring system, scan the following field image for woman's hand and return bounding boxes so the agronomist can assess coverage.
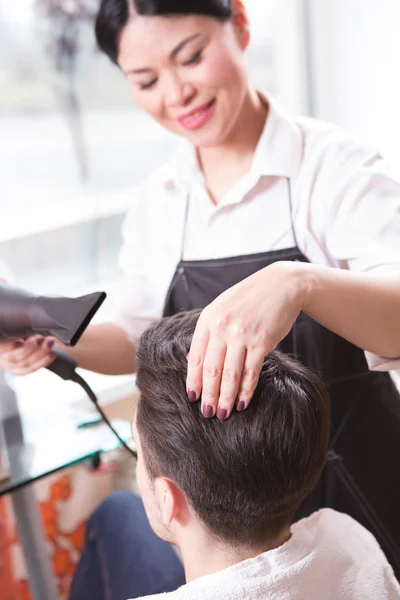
[0,335,58,376]
[0,277,57,375]
[186,261,310,419]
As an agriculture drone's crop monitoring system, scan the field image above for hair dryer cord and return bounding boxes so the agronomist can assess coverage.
[46,350,137,458]
[71,373,137,459]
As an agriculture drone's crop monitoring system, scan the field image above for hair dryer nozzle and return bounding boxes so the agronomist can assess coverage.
[40,291,107,346]
[67,291,107,346]
[0,284,106,346]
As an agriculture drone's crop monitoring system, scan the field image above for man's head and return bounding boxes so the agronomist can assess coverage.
[134,310,330,551]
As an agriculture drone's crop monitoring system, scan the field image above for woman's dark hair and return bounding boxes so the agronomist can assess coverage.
[95,0,232,64]
[136,310,331,548]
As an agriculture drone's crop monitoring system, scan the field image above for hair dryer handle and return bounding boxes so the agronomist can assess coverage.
[46,349,78,381]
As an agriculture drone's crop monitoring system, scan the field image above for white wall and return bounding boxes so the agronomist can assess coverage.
[307,0,400,171]
[242,0,310,115]
[273,0,311,115]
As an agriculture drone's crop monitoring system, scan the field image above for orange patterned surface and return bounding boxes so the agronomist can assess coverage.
[39,475,87,597]
[2,473,88,599]
[0,495,20,600]
[18,580,32,600]
[68,522,86,554]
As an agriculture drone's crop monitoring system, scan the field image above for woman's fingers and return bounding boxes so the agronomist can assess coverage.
[186,262,306,417]
[11,351,57,376]
[187,311,267,418]
[0,339,23,354]
[8,336,51,363]
[236,349,266,411]
[216,344,246,419]
[200,342,227,418]
[1,335,57,375]
[186,319,209,403]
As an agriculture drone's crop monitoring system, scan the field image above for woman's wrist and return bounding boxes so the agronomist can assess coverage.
[271,260,317,313]
[295,261,319,312]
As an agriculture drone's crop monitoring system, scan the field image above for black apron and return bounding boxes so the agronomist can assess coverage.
[162,181,400,579]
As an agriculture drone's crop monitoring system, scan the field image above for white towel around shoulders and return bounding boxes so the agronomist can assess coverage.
[132,509,400,600]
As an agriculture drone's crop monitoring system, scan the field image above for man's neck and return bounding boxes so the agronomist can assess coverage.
[178,526,291,583]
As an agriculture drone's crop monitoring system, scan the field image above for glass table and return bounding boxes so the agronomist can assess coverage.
[0,371,134,600]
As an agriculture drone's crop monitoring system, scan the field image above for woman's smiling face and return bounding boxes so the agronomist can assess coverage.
[117,13,250,147]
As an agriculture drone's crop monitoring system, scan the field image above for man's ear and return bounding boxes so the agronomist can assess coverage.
[154,477,190,527]
[231,0,250,50]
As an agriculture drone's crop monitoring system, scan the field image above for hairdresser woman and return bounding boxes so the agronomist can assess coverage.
[2,0,400,584]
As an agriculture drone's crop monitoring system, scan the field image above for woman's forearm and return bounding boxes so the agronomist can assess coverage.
[299,263,400,359]
[58,322,136,375]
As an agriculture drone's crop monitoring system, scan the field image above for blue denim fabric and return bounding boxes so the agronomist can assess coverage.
[69,491,185,600]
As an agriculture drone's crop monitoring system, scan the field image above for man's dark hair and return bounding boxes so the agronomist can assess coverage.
[136,310,331,547]
[95,0,232,65]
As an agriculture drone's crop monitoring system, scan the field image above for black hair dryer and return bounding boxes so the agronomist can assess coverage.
[0,283,136,457]
[0,283,106,347]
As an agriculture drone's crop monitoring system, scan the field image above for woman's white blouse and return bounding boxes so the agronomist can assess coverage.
[115,95,400,371]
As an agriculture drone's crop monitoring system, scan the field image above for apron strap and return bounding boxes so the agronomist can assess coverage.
[287,178,300,249]
[179,192,191,262]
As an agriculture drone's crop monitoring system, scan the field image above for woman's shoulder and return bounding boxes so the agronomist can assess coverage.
[265,95,383,180]
[294,113,383,171]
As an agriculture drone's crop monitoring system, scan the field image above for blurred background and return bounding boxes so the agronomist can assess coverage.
[0,0,399,312]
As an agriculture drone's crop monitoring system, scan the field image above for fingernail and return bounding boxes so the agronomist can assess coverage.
[187,390,197,403]
[47,340,55,350]
[217,407,228,421]
[14,341,23,349]
[36,338,44,347]
[236,400,246,412]
[202,404,214,419]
